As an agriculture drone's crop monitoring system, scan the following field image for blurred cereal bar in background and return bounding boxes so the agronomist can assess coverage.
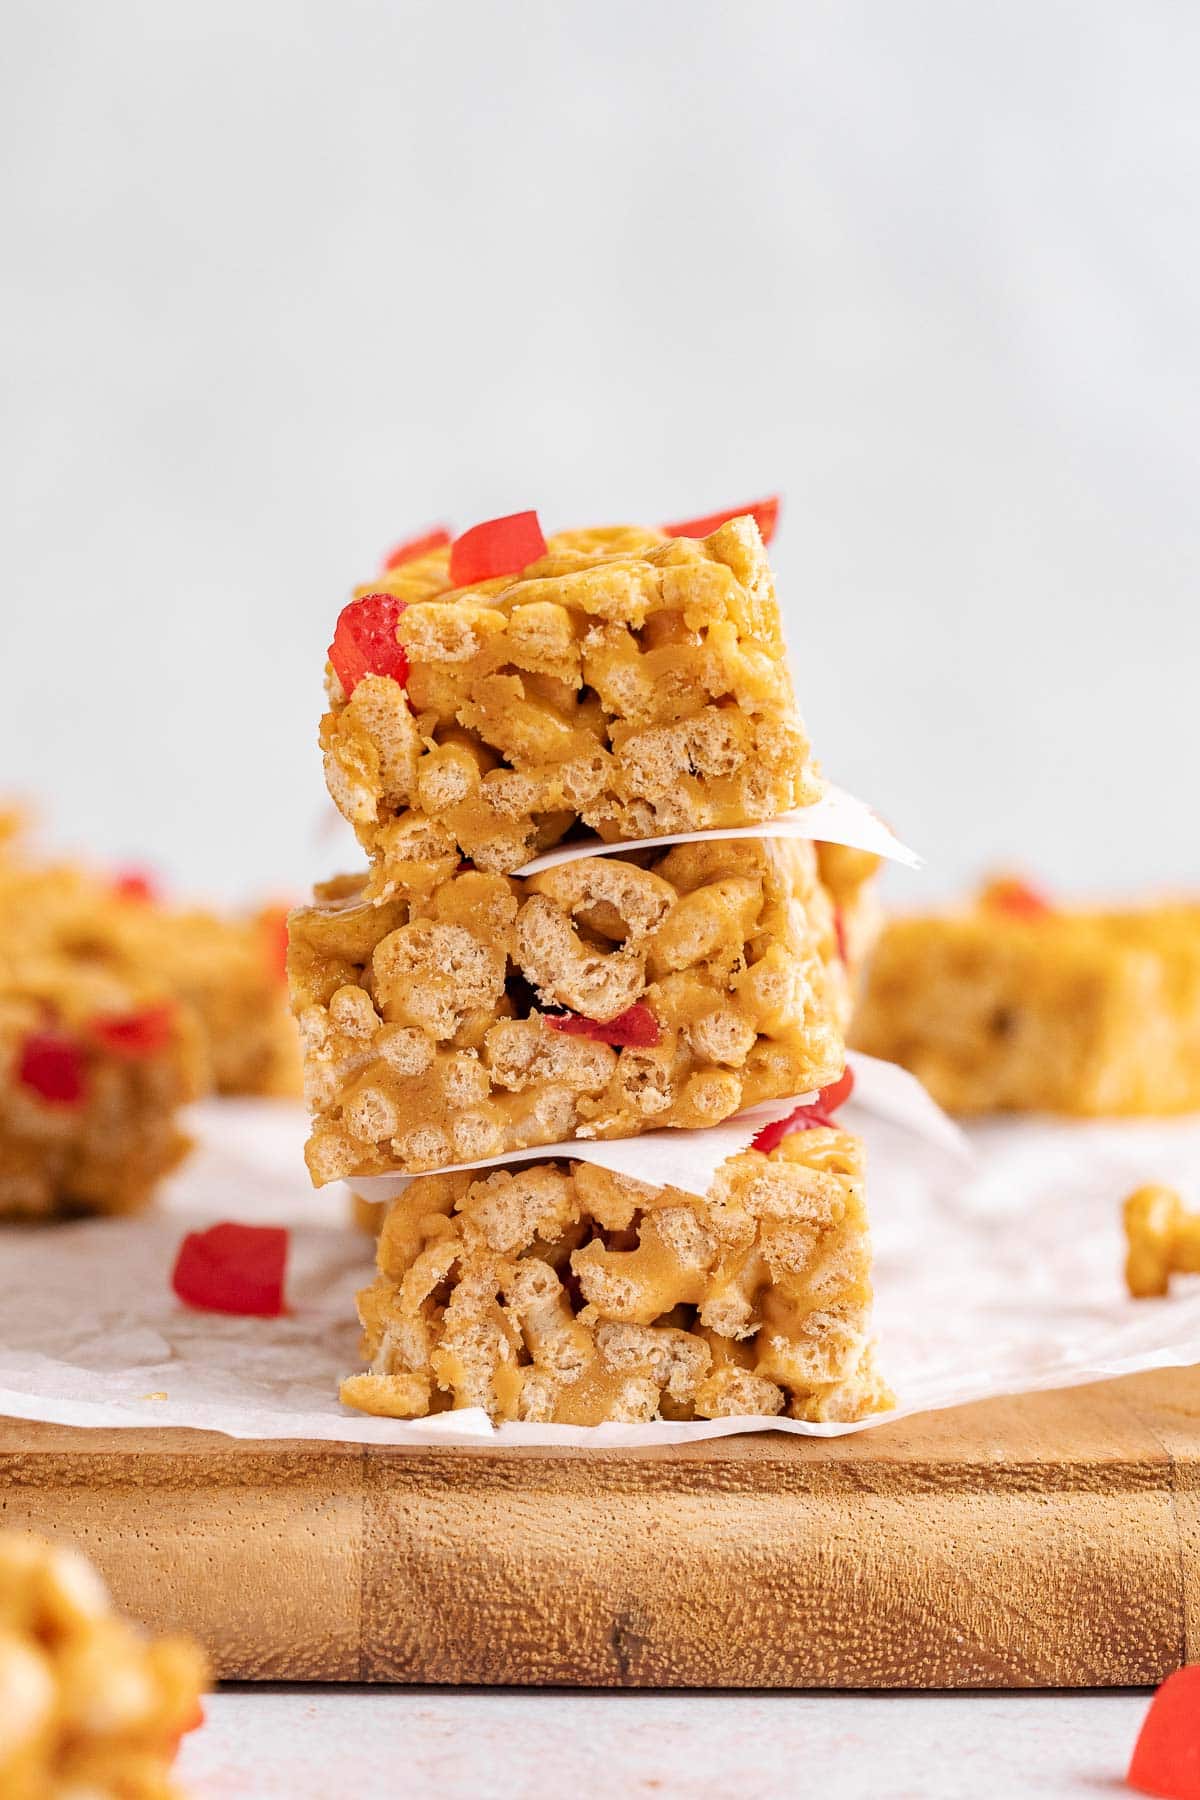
[851,876,1200,1115]
[0,817,299,1102]
[320,513,821,892]
[341,1120,890,1426]
[0,814,300,1218]
[0,1531,205,1797]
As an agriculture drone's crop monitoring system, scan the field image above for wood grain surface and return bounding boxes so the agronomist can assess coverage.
[2,1367,1198,1688]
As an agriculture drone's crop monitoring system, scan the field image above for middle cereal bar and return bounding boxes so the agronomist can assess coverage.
[290,837,847,1182]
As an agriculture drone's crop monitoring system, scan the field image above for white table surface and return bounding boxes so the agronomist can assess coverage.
[177,1686,1150,1798]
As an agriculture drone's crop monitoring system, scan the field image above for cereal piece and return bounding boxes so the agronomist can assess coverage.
[320,515,822,882]
[290,838,845,1179]
[1123,1185,1200,1297]
[0,1531,206,1799]
[851,880,1200,1115]
[340,1125,891,1426]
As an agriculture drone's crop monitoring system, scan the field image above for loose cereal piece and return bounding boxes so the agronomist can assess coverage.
[0,1531,206,1800]
[289,839,847,1181]
[339,1126,890,1426]
[1123,1185,1200,1297]
[851,880,1200,1116]
[320,515,822,885]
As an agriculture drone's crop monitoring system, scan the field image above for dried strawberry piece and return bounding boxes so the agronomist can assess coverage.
[91,1002,176,1059]
[663,496,780,545]
[751,1066,856,1154]
[449,511,547,587]
[328,592,409,698]
[112,866,159,903]
[545,1003,661,1048]
[982,876,1053,921]
[382,525,452,570]
[17,1032,87,1106]
[171,1222,288,1317]
[1128,1666,1200,1798]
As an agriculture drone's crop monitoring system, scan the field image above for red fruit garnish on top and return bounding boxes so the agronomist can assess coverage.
[751,1065,856,1154]
[982,877,1053,921]
[90,1003,176,1060]
[328,592,409,698]
[545,1003,661,1049]
[1128,1666,1200,1799]
[381,526,452,571]
[449,511,547,587]
[662,496,780,545]
[112,867,159,903]
[16,1032,87,1106]
[171,1222,289,1318]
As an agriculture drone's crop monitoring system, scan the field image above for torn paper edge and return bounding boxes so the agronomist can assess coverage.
[513,781,920,876]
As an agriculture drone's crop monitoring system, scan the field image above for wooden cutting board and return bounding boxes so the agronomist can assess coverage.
[2,1366,1197,1688]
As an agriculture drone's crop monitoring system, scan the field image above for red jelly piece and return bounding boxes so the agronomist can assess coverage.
[328,592,409,698]
[662,496,780,545]
[259,905,291,981]
[112,866,159,903]
[545,1003,661,1049]
[382,525,452,570]
[171,1222,288,1318]
[1128,1666,1200,1799]
[983,876,1053,921]
[751,1066,856,1154]
[449,511,547,587]
[91,1003,176,1059]
[17,1032,87,1106]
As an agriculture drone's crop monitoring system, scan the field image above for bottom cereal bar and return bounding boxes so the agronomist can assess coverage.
[340,1126,892,1426]
[852,877,1200,1116]
[0,955,202,1219]
[0,1532,206,1800]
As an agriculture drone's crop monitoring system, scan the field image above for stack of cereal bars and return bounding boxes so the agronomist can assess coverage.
[289,508,893,1425]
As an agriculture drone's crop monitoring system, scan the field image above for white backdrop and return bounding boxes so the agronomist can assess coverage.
[2,1,1196,905]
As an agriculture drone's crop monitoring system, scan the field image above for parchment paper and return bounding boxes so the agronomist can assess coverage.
[3,1094,1199,1446]
[513,782,919,876]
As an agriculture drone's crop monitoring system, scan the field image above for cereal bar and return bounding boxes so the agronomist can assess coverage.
[340,1124,891,1425]
[321,515,822,890]
[289,838,847,1181]
[0,826,299,1100]
[851,878,1200,1115]
[0,1532,206,1799]
[0,951,202,1218]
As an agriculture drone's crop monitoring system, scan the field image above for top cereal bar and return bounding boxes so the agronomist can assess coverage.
[321,515,822,887]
